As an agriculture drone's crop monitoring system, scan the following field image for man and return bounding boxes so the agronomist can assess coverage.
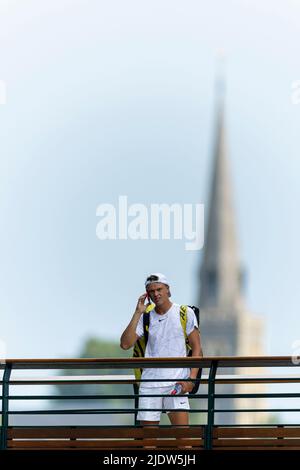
[120,273,203,426]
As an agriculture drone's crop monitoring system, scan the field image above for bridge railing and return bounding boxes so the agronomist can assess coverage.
[1,356,300,450]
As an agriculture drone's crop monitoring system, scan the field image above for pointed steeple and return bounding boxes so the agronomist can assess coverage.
[199,81,243,310]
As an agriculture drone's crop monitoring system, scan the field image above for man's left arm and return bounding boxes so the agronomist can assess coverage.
[177,328,203,394]
[188,327,203,382]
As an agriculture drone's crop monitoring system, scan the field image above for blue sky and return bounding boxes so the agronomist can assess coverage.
[0,0,300,362]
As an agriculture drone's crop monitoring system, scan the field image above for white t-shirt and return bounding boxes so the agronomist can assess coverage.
[136,303,198,387]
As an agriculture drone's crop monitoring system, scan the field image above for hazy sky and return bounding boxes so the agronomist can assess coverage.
[0,0,300,363]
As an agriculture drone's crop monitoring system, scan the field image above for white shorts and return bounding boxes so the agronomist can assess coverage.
[137,385,190,422]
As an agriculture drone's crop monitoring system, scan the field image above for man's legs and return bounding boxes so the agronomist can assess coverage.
[166,392,191,448]
[137,387,190,447]
[168,411,191,448]
[168,411,189,426]
[137,387,162,448]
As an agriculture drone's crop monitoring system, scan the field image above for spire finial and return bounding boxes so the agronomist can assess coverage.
[215,49,226,108]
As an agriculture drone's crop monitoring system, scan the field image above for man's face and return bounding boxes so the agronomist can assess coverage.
[146,282,170,306]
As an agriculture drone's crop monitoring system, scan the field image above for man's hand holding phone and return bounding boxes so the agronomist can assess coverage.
[135,293,151,316]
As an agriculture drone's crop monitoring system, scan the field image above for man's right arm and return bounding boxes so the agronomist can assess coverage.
[120,293,149,350]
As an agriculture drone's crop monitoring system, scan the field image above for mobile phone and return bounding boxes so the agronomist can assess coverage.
[146,292,151,303]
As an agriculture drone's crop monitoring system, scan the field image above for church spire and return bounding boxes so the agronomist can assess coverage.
[199,81,243,310]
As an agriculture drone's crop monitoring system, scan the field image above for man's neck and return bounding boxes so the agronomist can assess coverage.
[155,300,173,315]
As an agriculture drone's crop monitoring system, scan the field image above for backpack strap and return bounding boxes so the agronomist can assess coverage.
[143,311,150,344]
[179,305,192,353]
[143,303,154,343]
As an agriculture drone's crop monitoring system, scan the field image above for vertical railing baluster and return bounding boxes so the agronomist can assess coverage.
[205,360,218,450]
[133,383,139,426]
[1,362,12,450]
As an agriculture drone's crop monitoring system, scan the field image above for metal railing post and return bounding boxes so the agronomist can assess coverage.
[1,362,12,450]
[133,383,139,426]
[205,360,218,450]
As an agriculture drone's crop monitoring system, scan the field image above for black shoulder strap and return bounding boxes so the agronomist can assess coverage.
[186,305,202,395]
[188,305,200,326]
[143,312,150,345]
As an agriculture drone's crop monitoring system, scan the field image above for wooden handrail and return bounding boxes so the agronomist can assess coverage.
[0,356,298,369]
